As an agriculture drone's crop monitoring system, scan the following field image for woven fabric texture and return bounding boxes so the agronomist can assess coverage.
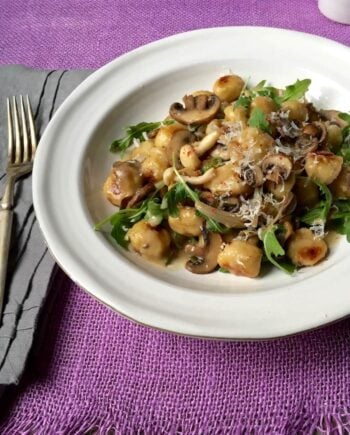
[2,274,350,434]
[1,0,350,433]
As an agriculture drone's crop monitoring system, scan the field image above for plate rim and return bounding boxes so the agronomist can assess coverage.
[33,26,350,339]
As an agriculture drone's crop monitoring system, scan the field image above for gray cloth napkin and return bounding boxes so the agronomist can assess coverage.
[0,66,91,385]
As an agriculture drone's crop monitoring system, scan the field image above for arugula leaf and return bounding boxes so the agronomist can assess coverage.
[279,79,311,103]
[218,267,230,273]
[110,213,135,248]
[234,95,252,110]
[172,165,200,204]
[336,114,350,163]
[172,166,229,233]
[331,200,350,220]
[300,181,332,225]
[331,218,350,242]
[202,157,223,173]
[109,120,174,153]
[196,211,230,233]
[108,205,146,248]
[330,199,350,243]
[255,85,280,102]
[339,113,350,125]
[161,183,191,217]
[339,146,350,163]
[248,107,271,133]
[144,198,164,227]
[95,191,162,248]
[253,80,267,90]
[261,226,296,274]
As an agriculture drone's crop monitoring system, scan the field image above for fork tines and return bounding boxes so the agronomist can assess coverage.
[7,95,37,166]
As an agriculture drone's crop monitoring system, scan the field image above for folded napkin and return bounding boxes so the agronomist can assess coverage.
[0,66,91,385]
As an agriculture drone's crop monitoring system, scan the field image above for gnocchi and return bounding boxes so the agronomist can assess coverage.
[96,74,350,279]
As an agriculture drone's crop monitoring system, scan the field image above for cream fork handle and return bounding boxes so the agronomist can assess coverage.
[0,209,13,317]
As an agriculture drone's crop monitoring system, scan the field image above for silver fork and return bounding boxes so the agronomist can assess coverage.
[0,96,37,316]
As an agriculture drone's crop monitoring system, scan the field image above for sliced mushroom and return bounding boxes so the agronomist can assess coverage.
[194,131,220,156]
[200,191,218,207]
[181,168,216,185]
[294,134,319,157]
[320,110,348,129]
[240,164,264,187]
[218,195,240,212]
[185,233,222,274]
[166,129,194,167]
[104,161,143,207]
[302,121,327,146]
[261,153,292,183]
[271,192,296,224]
[126,182,155,208]
[169,94,221,125]
[195,200,245,228]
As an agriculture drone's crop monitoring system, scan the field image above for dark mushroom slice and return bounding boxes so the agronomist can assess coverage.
[169,94,221,125]
[218,195,240,212]
[126,182,155,208]
[294,134,319,158]
[302,121,327,146]
[261,153,292,183]
[185,233,223,274]
[320,110,348,129]
[306,103,321,122]
[270,192,297,224]
[199,190,218,207]
[166,129,194,167]
[240,164,264,187]
[104,161,143,207]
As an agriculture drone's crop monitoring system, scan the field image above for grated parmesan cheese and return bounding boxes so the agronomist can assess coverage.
[310,220,326,239]
[237,189,283,229]
[218,121,243,146]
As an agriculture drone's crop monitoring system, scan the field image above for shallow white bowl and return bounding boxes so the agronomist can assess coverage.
[33,27,350,339]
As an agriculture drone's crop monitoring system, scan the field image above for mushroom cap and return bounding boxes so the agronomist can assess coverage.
[169,94,221,125]
[240,164,264,187]
[261,153,293,183]
[185,233,222,274]
[166,129,194,167]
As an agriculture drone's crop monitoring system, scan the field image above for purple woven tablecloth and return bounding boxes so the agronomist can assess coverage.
[1,1,350,433]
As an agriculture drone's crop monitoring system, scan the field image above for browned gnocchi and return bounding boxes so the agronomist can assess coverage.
[96,74,350,278]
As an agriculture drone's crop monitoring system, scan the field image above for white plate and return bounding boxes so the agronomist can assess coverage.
[33,27,350,339]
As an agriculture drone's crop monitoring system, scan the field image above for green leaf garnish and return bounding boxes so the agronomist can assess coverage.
[261,225,296,275]
[196,211,230,233]
[279,79,311,103]
[339,146,350,163]
[331,200,350,220]
[161,183,192,217]
[218,267,230,273]
[253,80,267,90]
[330,199,350,243]
[109,120,174,153]
[333,218,350,242]
[108,205,146,248]
[234,95,252,110]
[95,189,162,248]
[172,164,229,233]
[255,85,280,102]
[248,107,271,133]
[339,113,350,125]
[144,198,164,227]
[336,114,350,163]
[300,181,332,225]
